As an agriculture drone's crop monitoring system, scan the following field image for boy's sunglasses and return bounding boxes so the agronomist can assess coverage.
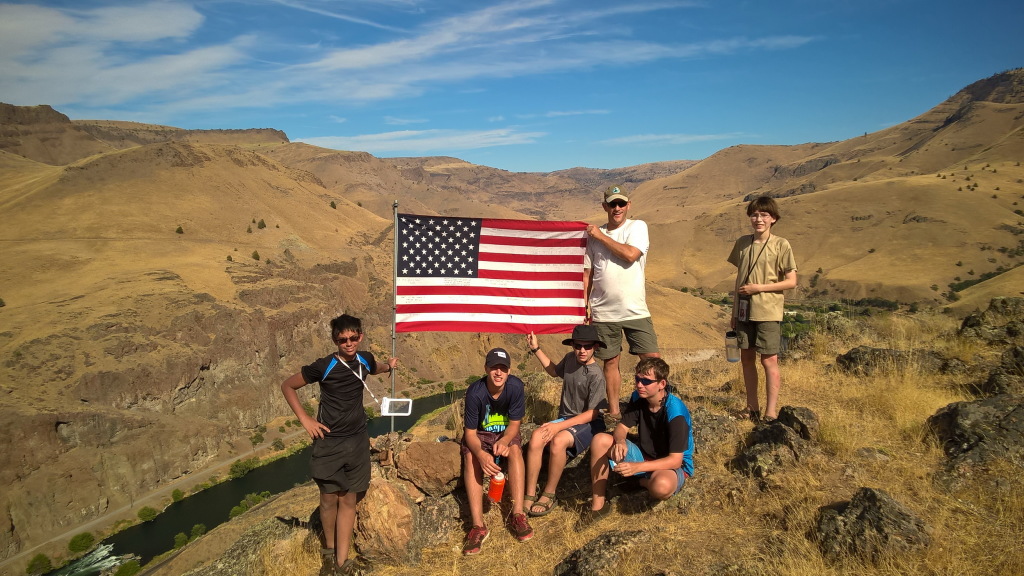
[571,342,596,350]
[334,335,361,344]
[606,200,628,208]
[634,376,659,386]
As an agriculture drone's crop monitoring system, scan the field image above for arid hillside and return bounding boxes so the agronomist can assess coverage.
[0,104,718,565]
[0,68,1022,568]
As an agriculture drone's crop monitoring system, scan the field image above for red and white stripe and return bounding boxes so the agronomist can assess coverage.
[396,217,587,334]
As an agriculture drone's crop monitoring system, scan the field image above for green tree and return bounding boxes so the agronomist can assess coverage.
[251,250,260,260]
[137,506,158,522]
[226,255,233,262]
[330,200,337,209]
[175,226,184,234]
[68,531,95,554]
[257,218,266,229]
[249,432,264,449]
[191,523,207,540]
[229,505,246,518]
[113,560,141,576]
[173,532,188,549]
[246,225,253,233]
[26,553,52,575]
[171,488,184,502]
[272,438,285,450]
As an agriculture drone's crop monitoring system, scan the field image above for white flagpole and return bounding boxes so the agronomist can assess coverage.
[391,200,399,433]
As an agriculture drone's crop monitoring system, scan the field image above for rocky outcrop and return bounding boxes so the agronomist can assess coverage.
[811,487,931,563]
[958,297,1024,345]
[835,346,949,376]
[730,406,819,480]
[926,394,1024,476]
[554,530,645,576]
[394,440,462,498]
[971,346,1024,396]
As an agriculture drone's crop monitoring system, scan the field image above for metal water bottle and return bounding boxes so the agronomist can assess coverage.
[725,331,741,362]
[487,472,506,503]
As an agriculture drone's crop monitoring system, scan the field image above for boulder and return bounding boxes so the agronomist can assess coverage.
[835,346,946,376]
[971,346,1024,396]
[730,406,818,479]
[926,394,1024,471]
[554,530,645,576]
[958,297,1024,345]
[811,487,930,563]
[394,440,462,497]
[354,477,417,564]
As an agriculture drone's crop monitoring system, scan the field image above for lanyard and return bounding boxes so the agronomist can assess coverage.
[741,234,770,287]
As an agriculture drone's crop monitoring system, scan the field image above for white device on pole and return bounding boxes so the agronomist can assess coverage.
[380,397,413,417]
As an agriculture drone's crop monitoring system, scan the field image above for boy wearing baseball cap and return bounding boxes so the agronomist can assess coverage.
[461,347,532,555]
[524,324,608,517]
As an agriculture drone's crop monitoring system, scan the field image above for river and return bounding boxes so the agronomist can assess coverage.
[48,391,455,576]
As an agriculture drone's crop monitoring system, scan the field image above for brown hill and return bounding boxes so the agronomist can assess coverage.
[2,68,1023,566]
[0,121,717,563]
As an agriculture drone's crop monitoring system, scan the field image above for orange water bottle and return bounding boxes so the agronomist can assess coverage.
[487,472,506,502]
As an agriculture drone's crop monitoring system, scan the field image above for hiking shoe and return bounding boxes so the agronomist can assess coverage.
[575,505,611,530]
[335,559,360,576]
[462,525,489,555]
[319,548,335,576]
[510,513,534,542]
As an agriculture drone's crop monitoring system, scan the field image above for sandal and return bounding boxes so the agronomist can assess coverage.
[528,492,557,517]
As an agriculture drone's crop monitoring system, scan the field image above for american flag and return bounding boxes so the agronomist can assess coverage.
[395,214,588,334]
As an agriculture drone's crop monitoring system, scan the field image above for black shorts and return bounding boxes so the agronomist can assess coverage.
[310,431,371,494]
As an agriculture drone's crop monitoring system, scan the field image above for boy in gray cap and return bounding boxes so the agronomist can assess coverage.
[461,347,532,555]
[524,325,609,516]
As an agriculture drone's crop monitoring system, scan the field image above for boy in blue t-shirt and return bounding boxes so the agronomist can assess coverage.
[580,357,694,528]
[461,348,533,555]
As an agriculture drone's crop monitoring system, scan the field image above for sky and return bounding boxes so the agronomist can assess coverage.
[1,1,1022,173]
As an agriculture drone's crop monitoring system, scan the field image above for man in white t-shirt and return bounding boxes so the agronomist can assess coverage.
[583,185,661,419]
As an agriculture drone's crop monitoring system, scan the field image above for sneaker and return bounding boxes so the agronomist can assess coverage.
[510,513,534,542]
[575,504,611,530]
[462,525,489,555]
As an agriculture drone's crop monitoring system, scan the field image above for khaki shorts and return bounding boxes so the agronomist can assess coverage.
[735,320,781,356]
[593,317,660,360]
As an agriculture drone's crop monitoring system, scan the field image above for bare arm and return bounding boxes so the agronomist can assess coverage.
[371,357,399,376]
[463,428,502,477]
[614,452,684,476]
[281,373,329,439]
[737,269,798,297]
[526,332,559,378]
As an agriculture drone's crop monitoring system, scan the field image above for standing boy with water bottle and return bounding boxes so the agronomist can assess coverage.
[461,348,533,555]
[727,196,798,423]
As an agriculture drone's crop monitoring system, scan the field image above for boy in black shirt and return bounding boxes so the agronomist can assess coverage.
[281,314,397,575]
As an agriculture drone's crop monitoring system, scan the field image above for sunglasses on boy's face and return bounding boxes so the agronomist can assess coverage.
[634,375,660,386]
[334,335,360,344]
[606,200,628,208]
[571,342,596,350]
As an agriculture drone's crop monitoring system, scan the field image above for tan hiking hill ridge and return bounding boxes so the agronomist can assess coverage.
[0,68,1022,570]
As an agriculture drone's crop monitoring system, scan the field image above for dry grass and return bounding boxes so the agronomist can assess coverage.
[257,312,1022,576]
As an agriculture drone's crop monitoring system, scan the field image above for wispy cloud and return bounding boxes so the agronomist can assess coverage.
[384,116,428,125]
[298,128,547,153]
[0,0,815,116]
[600,132,746,146]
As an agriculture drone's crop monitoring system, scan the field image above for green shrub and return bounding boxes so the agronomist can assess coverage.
[229,505,245,518]
[257,219,266,229]
[246,226,252,233]
[272,438,285,450]
[26,553,52,575]
[191,524,207,539]
[113,560,141,576]
[226,255,233,262]
[175,226,183,234]
[68,532,95,554]
[229,456,260,479]
[137,506,158,522]
[301,401,314,417]
[172,489,184,502]
[251,250,260,260]
[173,532,188,549]
[330,201,337,209]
